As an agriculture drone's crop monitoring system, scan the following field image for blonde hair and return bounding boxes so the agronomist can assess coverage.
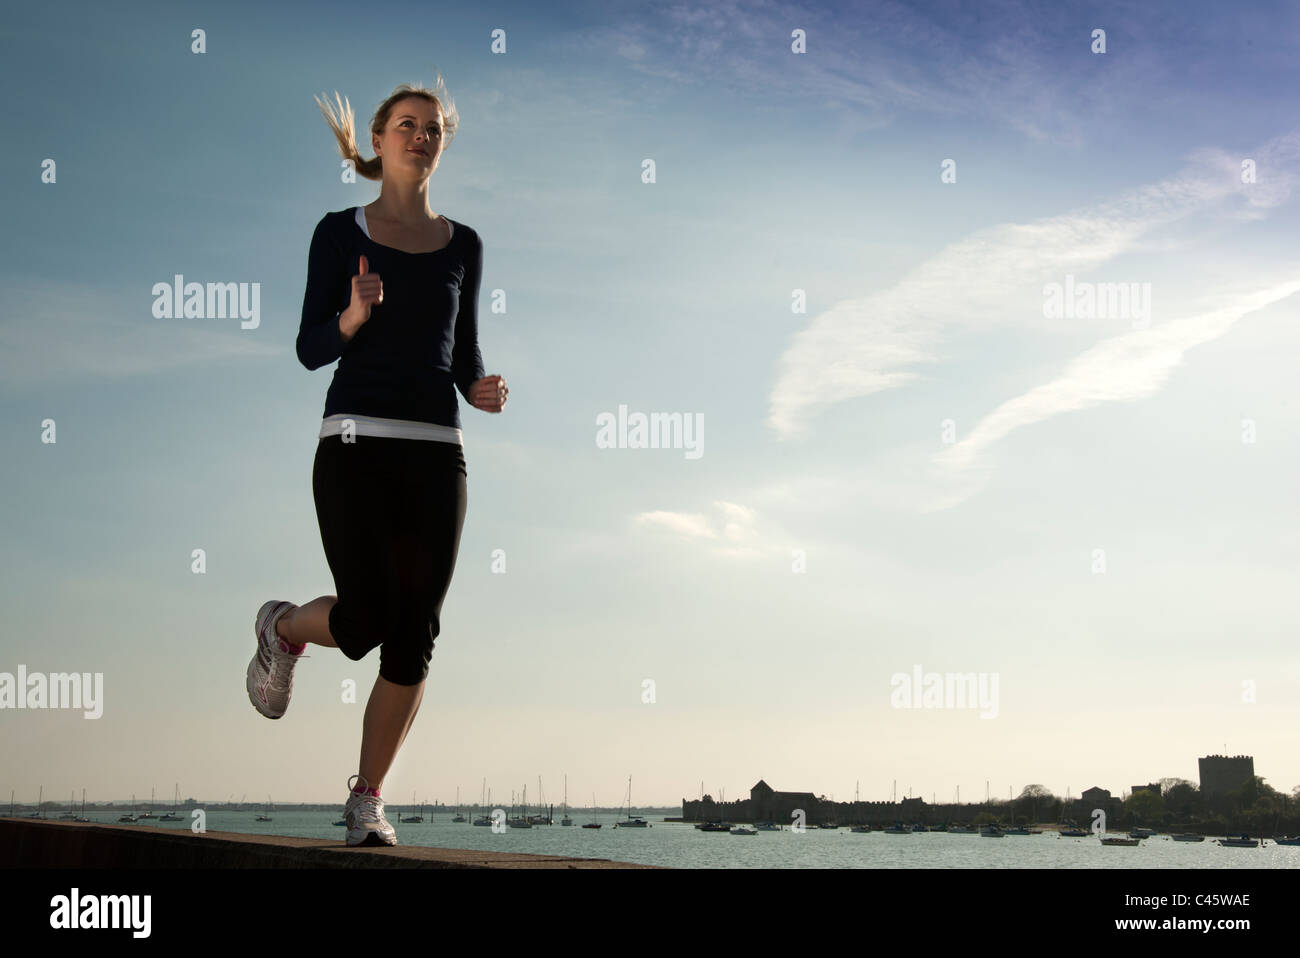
[314,74,459,181]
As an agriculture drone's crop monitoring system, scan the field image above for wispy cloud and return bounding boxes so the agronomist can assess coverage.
[933,279,1300,475]
[633,500,769,558]
[767,130,1300,440]
[0,281,282,387]
[579,0,1183,147]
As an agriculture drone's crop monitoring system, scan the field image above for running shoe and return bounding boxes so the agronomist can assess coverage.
[246,600,306,719]
[344,774,397,846]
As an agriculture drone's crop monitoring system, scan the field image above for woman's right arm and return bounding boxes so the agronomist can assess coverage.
[296,217,355,370]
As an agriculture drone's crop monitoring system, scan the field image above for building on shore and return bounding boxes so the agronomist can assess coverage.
[1198,755,1254,799]
[678,780,1140,827]
[683,781,984,827]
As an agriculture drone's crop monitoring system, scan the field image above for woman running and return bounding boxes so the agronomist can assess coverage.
[245,77,507,847]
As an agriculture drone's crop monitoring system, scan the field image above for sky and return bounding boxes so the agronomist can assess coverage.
[2,0,1298,813]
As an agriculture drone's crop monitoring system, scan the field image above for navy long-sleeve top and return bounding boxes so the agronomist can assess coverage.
[297,206,485,440]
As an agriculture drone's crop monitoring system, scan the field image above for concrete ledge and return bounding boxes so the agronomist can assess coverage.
[0,819,663,869]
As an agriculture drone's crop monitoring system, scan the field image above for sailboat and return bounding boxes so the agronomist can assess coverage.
[451,785,465,823]
[137,786,156,819]
[75,788,91,822]
[28,785,43,818]
[583,793,602,829]
[613,775,649,827]
[59,790,77,820]
[526,776,551,825]
[118,794,138,822]
[561,774,573,826]
[472,780,492,826]
[400,791,423,823]
[158,783,182,821]
[256,796,273,821]
[509,785,532,827]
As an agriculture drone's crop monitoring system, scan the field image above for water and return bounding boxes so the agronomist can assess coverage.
[95,814,1298,868]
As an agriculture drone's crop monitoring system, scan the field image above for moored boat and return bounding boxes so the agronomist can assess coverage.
[158,784,182,821]
[613,775,651,827]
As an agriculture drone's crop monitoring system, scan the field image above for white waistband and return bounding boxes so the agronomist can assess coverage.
[319,414,463,444]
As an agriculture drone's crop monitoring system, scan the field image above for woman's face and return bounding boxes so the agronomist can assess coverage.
[374,97,444,178]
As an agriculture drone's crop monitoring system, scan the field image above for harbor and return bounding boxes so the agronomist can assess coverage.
[5,808,1294,870]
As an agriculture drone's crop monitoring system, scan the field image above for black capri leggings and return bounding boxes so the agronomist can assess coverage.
[312,434,467,686]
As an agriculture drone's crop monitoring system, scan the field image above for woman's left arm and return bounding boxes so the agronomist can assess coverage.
[452,230,507,412]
